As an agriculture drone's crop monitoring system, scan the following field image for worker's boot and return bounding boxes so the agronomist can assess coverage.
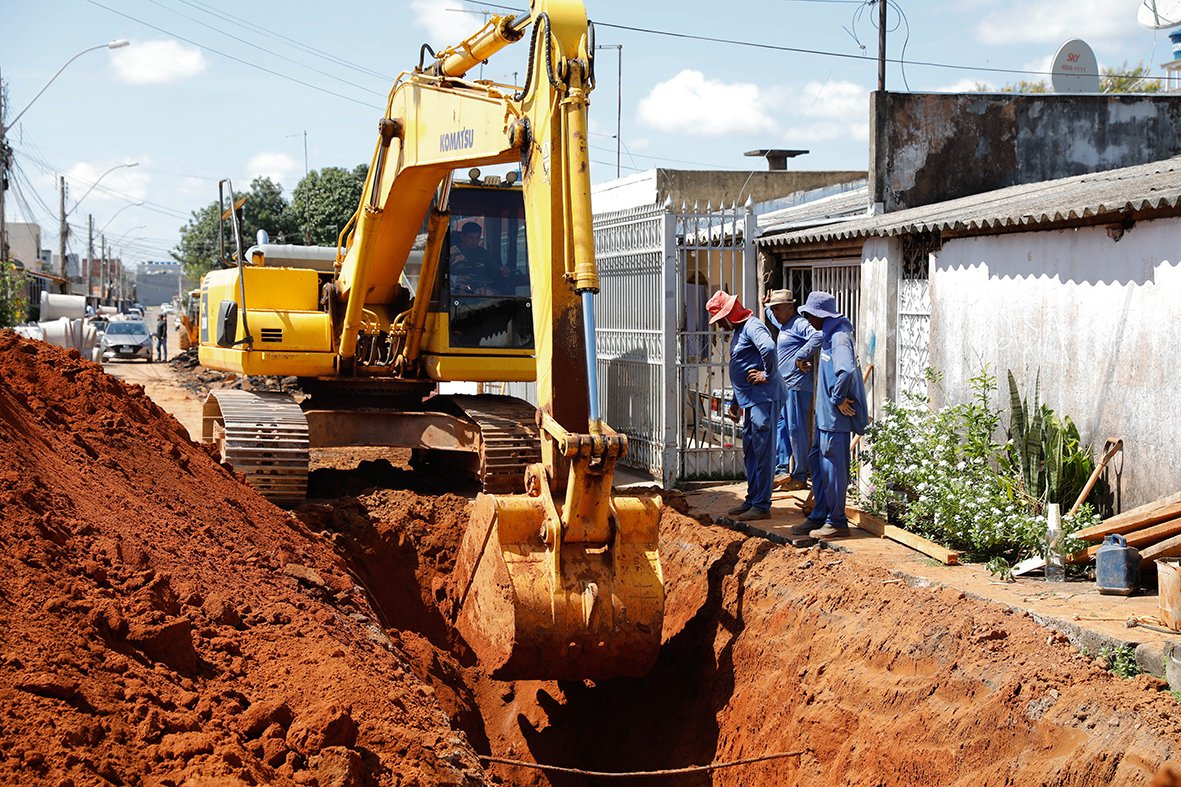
[809,523,850,539]
[726,503,751,516]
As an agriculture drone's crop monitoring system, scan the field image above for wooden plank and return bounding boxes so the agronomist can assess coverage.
[1074,490,1181,542]
[1067,515,1181,563]
[1140,531,1181,563]
[845,507,960,565]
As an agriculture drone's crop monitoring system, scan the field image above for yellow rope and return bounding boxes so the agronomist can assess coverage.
[479,750,805,778]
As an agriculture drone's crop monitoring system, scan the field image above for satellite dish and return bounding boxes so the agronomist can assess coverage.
[1050,39,1101,94]
[1138,0,1181,29]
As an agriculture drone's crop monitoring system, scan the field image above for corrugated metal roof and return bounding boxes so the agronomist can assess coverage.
[757,155,1181,247]
[756,184,871,234]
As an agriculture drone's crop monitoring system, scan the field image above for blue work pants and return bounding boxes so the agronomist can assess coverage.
[782,388,811,480]
[807,429,850,527]
[742,400,780,512]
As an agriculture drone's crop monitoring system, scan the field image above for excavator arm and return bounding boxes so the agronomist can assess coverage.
[325,0,664,679]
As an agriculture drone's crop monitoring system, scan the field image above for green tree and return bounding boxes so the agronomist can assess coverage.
[171,177,301,281]
[172,201,221,281]
[0,260,28,327]
[977,60,1164,94]
[290,165,367,246]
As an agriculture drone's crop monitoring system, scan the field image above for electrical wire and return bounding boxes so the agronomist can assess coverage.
[83,0,383,108]
[142,0,387,98]
[173,0,391,81]
[457,0,1159,82]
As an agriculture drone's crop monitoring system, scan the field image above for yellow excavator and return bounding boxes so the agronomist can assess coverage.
[197,0,663,680]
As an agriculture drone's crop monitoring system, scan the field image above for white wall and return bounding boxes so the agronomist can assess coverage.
[928,217,1181,508]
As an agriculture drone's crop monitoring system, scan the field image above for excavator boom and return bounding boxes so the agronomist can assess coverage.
[198,0,665,680]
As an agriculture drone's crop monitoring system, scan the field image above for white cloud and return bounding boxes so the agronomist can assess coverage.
[636,70,777,137]
[112,40,206,85]
[409,0,483,47]
[976,0,1139,47]
[246,152,298,186]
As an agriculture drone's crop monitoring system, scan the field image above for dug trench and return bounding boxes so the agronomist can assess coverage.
[2,331,1179,786]
[300,462,1181,785]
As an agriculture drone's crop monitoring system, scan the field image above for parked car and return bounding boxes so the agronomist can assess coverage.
[160,302,176,315]
[100,320,154,363]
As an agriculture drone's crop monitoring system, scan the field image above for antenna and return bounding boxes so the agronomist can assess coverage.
[1138,0,1181,29]
[1050,39,1100,94]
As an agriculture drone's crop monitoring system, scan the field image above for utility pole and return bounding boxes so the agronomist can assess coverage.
[87,214,95,301]
[0,70,10,264]
[100,233,107,304]
[595,45,623,178]
[877,0,887,92]
[58,175,68,291]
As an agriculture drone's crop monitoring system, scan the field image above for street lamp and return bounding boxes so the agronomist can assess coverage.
[99,201,145,234]
[101,226,145,306]
[61,161,138,281]
[0,38,130,264]
[67,162,140,218]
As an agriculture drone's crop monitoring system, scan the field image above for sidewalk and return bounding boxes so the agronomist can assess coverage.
[684,480,1178,662]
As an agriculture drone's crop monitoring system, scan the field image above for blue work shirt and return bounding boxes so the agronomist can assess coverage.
[815,316,867,433]
[729,317,785,408]
[765,306,822,392]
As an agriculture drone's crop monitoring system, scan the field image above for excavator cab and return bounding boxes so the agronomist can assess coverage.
[418,179,536,382]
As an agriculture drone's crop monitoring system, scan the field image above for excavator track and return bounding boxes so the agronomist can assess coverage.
[202,390,310,505]
[443,395,542,494]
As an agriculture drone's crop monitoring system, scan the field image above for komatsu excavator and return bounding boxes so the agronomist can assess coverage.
[197,0,663,680]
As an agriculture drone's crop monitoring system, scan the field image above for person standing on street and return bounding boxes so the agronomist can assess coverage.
[764,289,822,490]
[791,291,867,539]
[707,289,785,521]
[155,313,168,362]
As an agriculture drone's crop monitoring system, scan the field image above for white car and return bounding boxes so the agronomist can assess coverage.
[160,302,176,315]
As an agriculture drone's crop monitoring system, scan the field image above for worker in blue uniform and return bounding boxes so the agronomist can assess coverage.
[707,289,785,521]
[764,289,822,490]
[792,291,867,539]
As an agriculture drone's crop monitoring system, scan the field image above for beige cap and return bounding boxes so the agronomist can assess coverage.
[766,289,795,306]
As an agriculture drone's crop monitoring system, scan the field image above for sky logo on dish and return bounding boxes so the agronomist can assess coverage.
[440,128,476,152]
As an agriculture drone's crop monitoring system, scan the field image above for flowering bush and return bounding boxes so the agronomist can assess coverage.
[862,366,1097,562]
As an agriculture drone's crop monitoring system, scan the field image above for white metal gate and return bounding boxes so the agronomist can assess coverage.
[592,200,756,485]
[782,259,862,332]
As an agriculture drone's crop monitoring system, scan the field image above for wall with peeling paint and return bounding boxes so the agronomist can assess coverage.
[927,216,1181,509]
[870,92,1181,212]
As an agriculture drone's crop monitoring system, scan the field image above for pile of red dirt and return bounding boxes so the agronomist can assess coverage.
[0,333,486,786]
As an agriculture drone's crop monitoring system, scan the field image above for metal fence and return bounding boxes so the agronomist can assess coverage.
[593,201,756,485]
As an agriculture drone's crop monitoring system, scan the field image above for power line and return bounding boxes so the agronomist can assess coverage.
[83,0,383,108]
[142,0,387,98]
[174,0,391,81]
[458,0,1155,81]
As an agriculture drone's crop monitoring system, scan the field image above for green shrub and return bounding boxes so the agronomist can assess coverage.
[863,365,1099,562]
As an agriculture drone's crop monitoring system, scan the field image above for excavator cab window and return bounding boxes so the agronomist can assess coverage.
[444,186,533,349]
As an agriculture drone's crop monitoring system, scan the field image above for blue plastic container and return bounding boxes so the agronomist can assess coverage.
[1095,534,1140,596]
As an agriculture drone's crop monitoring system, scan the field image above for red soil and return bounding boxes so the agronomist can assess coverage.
[4,329,1179,786]
[0,333,486,786]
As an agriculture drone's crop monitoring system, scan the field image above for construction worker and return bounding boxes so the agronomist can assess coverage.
[155,313,168,362]
[707,289,785,521]
[764,289,821,490]
[791,291,867,539]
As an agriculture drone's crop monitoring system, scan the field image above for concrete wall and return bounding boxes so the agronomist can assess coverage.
[927,217,1181,509]
[8,223,41,268]
[593,168,865,213]
[870,92,1181,212]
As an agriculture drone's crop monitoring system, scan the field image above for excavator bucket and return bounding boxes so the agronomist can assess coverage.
[454,488,664,681]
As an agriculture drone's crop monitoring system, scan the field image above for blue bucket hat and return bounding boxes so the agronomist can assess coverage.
[798,291,841,320]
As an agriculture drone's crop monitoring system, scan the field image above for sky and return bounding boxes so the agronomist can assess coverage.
[1,0,1177,270]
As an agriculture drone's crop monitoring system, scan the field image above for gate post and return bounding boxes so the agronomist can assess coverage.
[741,197,758,310]
[660,199,679,488]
